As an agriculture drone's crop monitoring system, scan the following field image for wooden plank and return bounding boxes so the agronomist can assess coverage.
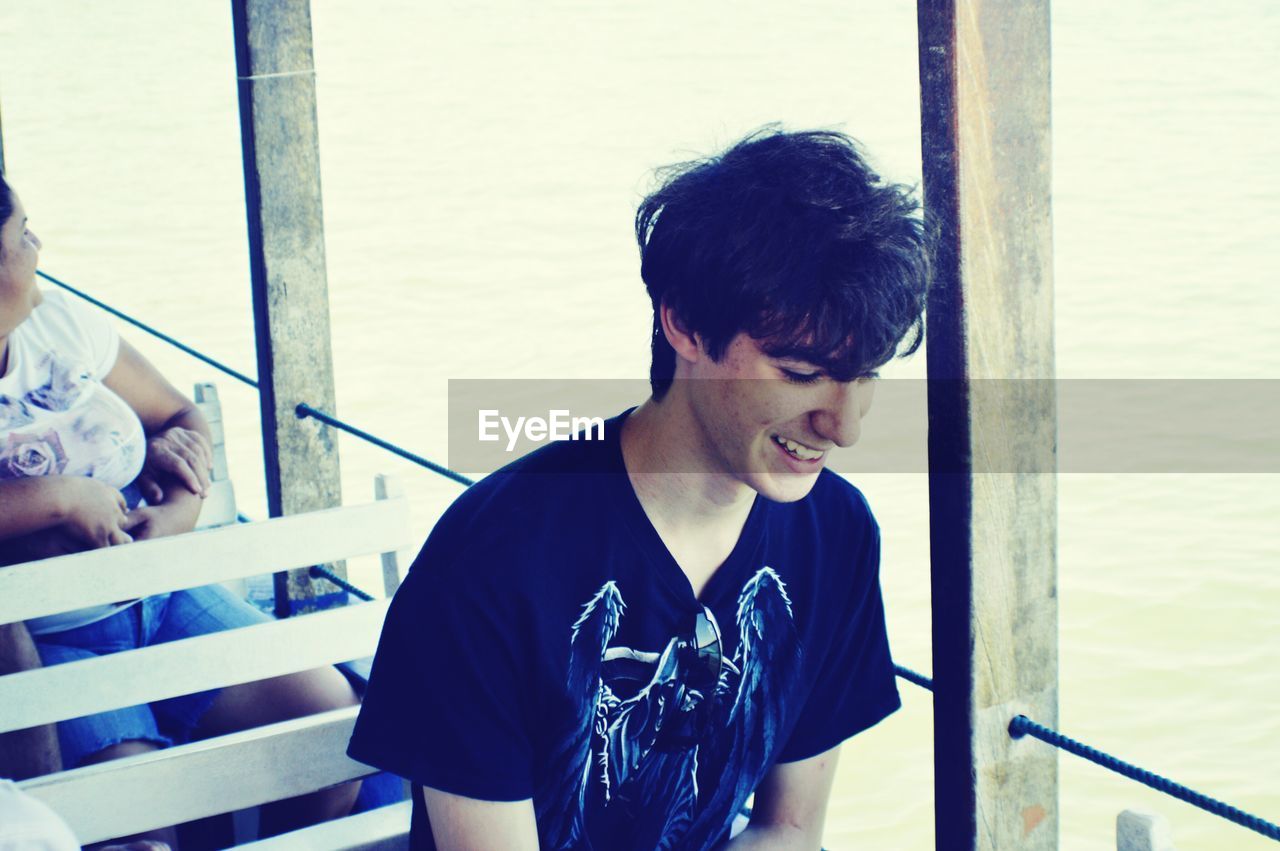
[1116,809,1175,851]
[375,474,406,598]
[194,382,231,482]
[0,497,410,624]
[236,801,411,851]
[0,600,389,734]
[193,383,238,528]
[195,478,239,529]
[917,1,1058,849]
[0,93,7,174]
[231,0,344,616]
[19,707,368,844]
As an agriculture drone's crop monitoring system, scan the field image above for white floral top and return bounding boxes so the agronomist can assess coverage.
[1,288,147,634]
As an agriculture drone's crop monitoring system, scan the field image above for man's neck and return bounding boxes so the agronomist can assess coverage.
[620,396,757,581]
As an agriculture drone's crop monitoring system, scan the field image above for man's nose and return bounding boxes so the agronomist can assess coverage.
[811,379,875,448]
[30,230,42,250]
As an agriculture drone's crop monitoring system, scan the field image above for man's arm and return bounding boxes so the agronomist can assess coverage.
[721,746,842,850]
[420,786,539,851]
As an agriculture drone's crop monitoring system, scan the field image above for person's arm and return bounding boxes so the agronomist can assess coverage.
[720,746,842,850]
[420,787,539,851]
[0,621,62,779]
[103,339,213,540]
[0,476,132,548]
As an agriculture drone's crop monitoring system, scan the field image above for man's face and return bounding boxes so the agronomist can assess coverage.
[684,332,875,503]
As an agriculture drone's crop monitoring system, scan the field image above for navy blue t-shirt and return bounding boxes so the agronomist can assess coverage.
[348,410,900,850]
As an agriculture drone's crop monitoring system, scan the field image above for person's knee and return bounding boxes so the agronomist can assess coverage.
[0,620,42,671]
[80,739,164,767]
[256,667,360,722]
[198,666,359,736]
[277,666,361,718]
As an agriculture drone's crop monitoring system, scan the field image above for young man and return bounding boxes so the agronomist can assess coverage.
[349,127,930,850]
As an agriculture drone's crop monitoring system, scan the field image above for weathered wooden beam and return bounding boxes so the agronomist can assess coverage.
[917,1,1058,848]
[21,707,367,843]
[230,0,344,615]
[1116,809,1176,851]
[0,95,7,174]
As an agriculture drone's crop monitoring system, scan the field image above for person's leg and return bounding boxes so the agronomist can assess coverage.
[34,609,180,846]
[193,667,362,836]
[79,742,178,850]
[148,585,362,837]
[0,621,62,779]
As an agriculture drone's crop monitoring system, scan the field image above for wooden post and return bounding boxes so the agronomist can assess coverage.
[374,474,406,599]
[918,1,1058,849]
[1116,809,1176,851]
[0,93,7,174]
[231,0,345,616]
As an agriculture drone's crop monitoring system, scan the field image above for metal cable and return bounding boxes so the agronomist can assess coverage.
[295,402,475,487]
[894,664,935,692]
[50,272,1279,842]
[43,268,471,487]
[1009,715,1280,841]
[308,565,375,602]
[39,270,259,389]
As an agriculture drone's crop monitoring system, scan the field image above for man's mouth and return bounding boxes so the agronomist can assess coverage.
[771,434,825,462]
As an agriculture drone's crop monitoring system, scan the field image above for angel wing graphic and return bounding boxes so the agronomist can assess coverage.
[538,566,800,851]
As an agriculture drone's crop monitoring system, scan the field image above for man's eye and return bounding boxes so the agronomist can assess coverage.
[781,369,822,385]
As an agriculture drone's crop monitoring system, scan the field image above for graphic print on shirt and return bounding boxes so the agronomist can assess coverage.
[0,353,142,487]
[537,566,801,851]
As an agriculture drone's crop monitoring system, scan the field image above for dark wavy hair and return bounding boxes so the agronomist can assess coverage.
[0,172,12,258]
[636,126,931,400]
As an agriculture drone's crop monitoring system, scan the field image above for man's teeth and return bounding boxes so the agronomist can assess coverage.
[773,435,823,461]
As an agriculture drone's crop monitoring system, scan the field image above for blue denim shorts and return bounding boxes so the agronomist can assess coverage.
[34,584,272,768]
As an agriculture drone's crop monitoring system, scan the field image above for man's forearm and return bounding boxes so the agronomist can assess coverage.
[0,621,62,779]
[718,823,818,851]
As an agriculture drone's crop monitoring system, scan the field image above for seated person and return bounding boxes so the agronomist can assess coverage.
[0,171,362,844]
[349,128,930,849]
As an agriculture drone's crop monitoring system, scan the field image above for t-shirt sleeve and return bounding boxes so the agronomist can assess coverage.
[347,549,536,801]
[43,289,120,379]
[776,520,901,763]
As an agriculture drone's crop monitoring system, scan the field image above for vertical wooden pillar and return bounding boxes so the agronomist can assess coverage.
[231,0,345,616]
[0,96,7,174]
[918,1,1058,849]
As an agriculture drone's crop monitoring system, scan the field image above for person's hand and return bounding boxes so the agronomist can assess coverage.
[6,526,85,561]
[62,477,133,548]
[124,502,197,542]
[137,426,213,503]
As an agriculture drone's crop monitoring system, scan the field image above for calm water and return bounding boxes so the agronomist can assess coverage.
[1,2,1276,847]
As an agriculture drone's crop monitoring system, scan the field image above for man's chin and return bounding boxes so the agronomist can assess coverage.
[752,470,823,503]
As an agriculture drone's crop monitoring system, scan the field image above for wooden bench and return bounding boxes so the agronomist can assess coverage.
[0,384,416,848]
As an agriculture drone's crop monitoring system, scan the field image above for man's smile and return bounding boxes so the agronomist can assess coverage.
[770,434,826,462]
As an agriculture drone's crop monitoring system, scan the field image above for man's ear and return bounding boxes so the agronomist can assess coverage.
[659,302,703,363]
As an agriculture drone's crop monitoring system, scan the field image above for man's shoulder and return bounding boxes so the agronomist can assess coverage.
[449,428,616,515]
[411,428,622,578]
